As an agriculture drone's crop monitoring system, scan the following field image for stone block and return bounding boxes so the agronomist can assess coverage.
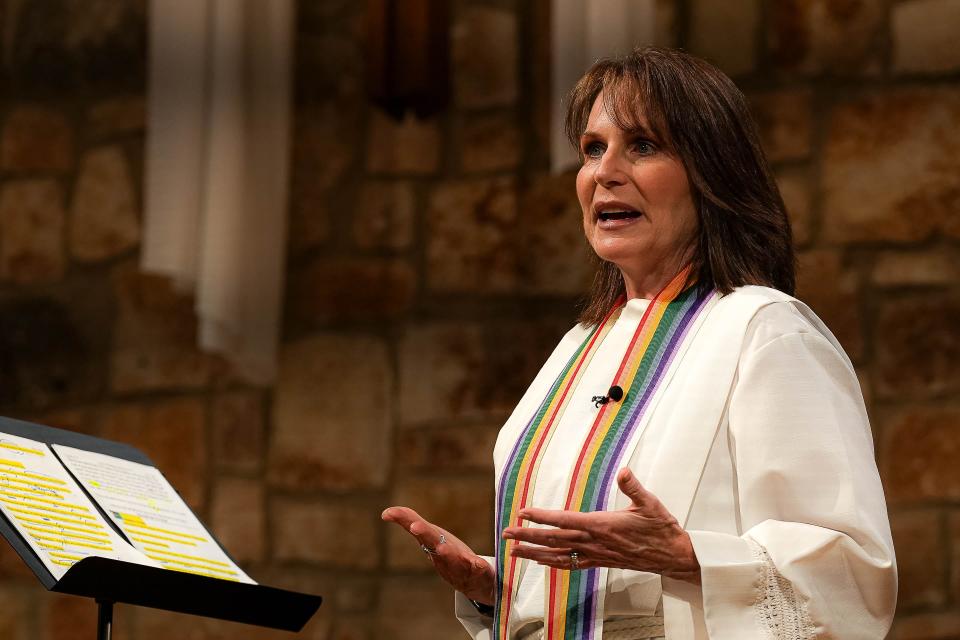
[0,543,37,581]
[775,167,813,246]
[952,511,960,605]
[352,181,415,250]
[386,475,494,569]
[890,510,946,609]
[376,577,468,638]
[0,179,65,284]
[871,248,960,287]
[377,577,470,640]
[397,424,499,473]
[69,146,140,262]
[97,398,208,511]
[366,110,441,175]
[460,111,521,172]
[136,607,281,640]
[211,477,264,564]
[882,407,960,503]
[1,106,73,171]
[517,172,593,295]
[0,586,33,640]
[6,0,146,92]
[876,295,960,399]
[271,499,378,569]
[288,104,358,255]
[212,391,264,473]
[796,250,862,361]
[268,335,392,491]
[41,593,106,640]
[110,262,217,393]
[945,207,960,240]
[32,408,97,437]
[891,612,960,639]
[86,96,146,138]
[654,0,679,46]
[893,0,960,75]
[252,565,333,599]
[749,89,813,163]
[295,33,363,104]
[483,318,572,401]
[334,580,377,613]
[768,0,884,75]
[427,177,518,292]
[0,297,105,409]
[398,319,568,428]
[332,616,373,640]
[398,323,485,426]
[689,0,759,76]
[452,5,518,108]
[287,257,416,327]
[822,88,960,244]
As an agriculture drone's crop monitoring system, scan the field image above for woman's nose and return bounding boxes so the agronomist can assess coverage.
[594,148,628,187]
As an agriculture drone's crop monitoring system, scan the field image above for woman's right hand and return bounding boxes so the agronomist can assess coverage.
[382,506,496,605]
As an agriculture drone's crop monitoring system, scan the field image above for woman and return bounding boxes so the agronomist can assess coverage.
[383,47,896,639]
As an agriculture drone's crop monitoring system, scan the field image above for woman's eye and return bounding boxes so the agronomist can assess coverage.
[583,141,605,158]
[632,140,656,155]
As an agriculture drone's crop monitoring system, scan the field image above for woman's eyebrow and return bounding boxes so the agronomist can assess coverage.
[626,124,657,139]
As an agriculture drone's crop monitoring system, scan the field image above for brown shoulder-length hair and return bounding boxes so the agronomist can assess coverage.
[567,47,795,325]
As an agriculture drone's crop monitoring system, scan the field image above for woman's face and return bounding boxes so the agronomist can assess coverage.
[576,93,699,298]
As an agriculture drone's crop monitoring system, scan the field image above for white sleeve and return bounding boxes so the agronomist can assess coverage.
[455,555,495,640]
[687,331,897,639]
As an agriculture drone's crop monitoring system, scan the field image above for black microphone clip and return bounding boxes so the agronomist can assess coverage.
[592,385,624,408]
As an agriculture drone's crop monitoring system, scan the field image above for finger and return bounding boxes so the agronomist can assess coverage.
[381,506,425,530]
[502,526,590,546]
[517,507,592,530]
[509,544,598,570]
[509,543,573,563]
[616,468,656,508]
[409,519,446,551]
[382,507,445,550]
[533,556,599,571]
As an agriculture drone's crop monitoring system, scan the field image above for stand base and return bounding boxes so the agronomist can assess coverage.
[97,600,113,640]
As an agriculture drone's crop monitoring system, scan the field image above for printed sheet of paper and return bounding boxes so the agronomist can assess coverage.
[0,433,158,579]
[53,445,255,584]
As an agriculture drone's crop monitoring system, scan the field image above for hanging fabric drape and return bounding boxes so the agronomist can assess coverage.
[143,0,293,384]
[551,0,658,172]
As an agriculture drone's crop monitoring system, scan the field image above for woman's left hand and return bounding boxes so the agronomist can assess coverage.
[503,468,701,585]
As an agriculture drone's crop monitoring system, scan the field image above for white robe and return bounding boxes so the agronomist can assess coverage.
[456,286,896,639]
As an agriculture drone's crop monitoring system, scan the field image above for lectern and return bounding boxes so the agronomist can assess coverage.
[0,416,322,639]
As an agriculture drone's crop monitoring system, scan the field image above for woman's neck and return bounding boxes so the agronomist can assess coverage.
[619,261,687,300]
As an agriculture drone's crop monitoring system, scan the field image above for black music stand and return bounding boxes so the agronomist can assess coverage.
[0,417,322,639]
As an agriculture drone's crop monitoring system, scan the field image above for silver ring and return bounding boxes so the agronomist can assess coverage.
[569,551,579,570]
[421,534,447,556]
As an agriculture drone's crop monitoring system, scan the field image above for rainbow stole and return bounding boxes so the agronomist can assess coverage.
[494,273,715,639]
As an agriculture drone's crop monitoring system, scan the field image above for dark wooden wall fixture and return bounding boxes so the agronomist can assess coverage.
[366,0,450,119]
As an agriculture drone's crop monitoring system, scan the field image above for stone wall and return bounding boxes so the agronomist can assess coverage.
[0,0,957,638]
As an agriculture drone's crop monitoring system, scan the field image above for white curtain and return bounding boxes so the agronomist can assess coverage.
[551,0,658,172]
[143,0,293,384]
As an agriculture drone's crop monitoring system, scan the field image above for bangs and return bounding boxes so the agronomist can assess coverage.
[564,59,673,152]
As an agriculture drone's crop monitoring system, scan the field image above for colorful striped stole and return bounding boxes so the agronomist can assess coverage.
[494,271,715,640]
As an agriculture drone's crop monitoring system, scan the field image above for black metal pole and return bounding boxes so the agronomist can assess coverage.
[96,600,113,640]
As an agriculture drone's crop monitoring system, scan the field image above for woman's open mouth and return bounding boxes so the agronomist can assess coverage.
[597,210,641,222]
[596,209,643,228]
